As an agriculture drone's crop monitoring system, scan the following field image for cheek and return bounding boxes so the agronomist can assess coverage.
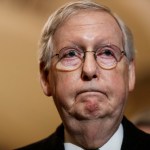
[104,65,129,109]
[111,73,128,100]
[52,72,79,107]
[113,62,129,92]
[56,72,79,91]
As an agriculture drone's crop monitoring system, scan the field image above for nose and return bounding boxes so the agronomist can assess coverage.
[81,51,98,81]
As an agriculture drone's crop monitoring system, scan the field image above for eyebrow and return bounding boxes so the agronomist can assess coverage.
[60,38,121,52]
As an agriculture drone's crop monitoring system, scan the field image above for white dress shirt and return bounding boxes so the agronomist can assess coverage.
[64,124,123,150]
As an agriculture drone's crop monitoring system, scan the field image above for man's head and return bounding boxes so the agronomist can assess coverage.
[39,0,135,72]
[39,0,135,148]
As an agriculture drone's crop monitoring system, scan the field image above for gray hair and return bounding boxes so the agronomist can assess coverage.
[39,0,135,72]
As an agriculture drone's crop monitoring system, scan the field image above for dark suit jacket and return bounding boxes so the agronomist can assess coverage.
[16,117,150,150]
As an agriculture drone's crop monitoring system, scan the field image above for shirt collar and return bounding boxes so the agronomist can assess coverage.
[64,123,123,150]
[100,123,123,150]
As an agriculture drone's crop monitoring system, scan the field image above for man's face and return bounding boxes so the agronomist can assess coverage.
[41,11,135,127]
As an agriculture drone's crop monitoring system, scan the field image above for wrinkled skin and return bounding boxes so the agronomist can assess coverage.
[40,10,135,149]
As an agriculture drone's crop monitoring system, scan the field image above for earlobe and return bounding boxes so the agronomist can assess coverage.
[128,60,136,91]
[39,63,52,96]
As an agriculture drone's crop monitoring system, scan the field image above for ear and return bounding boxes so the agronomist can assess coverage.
[128,60,136,92]
[39,62,52,96]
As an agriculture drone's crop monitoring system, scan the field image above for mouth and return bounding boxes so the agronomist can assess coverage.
[68,88,109,120]
[76,88,107,98]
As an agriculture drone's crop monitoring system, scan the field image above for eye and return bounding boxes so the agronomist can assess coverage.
[67,50,77,57]
[60,49,79,59]
[103,49,114,56]
[97,46,115,58]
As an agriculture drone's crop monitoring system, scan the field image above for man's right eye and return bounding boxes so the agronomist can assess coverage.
[62,50,77,58]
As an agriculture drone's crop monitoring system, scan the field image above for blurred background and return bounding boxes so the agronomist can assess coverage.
[0,0,150,149]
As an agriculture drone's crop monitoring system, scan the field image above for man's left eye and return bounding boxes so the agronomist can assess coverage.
[103,49,114,56]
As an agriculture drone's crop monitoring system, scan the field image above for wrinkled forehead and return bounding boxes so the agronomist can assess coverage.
[53,10,123,47]
[70,11,119,27]
[55,10,122,36]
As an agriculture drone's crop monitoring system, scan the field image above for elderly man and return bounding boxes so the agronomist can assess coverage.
[17,0,150,150]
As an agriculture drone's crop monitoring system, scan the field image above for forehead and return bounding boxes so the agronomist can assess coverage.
[54,10,123,47]
[64,10,117,25]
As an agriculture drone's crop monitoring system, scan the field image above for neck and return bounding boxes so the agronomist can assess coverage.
[64,118,120,149]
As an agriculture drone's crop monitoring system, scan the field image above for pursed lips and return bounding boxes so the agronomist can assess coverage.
[75,88,108,99]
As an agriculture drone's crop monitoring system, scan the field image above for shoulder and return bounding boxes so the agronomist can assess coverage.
[121,116,150,150]
[15,124,65,150]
